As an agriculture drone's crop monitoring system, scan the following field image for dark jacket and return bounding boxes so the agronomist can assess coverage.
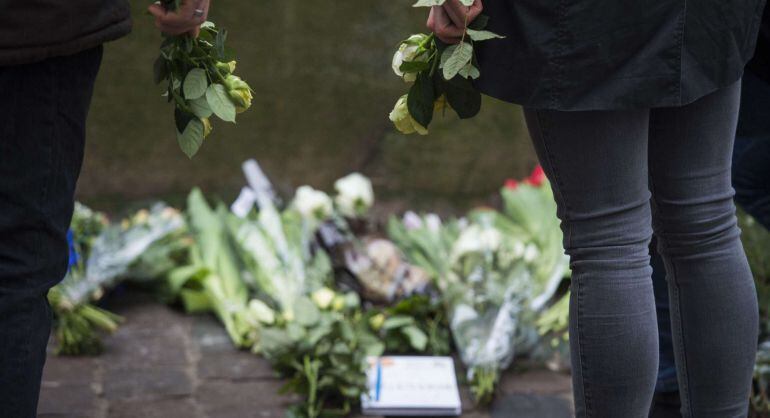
[748,3,770,83]
[476,0,766,111]
[0,0,132,66]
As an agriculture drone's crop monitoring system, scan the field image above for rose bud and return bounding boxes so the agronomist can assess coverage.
[389,95,428,135]
[224,74,253,112]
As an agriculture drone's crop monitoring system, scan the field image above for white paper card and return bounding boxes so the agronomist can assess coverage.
[231,187,257,218]
[361,356,462,416]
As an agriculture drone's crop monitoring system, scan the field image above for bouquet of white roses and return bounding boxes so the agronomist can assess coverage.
[388,0,503,135]
[153,1,253,158]
[388,203,567,403]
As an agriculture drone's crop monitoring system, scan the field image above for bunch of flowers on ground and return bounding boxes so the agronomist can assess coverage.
[385,166,569,403]
[49,204,120,355]
[58,164,573,413]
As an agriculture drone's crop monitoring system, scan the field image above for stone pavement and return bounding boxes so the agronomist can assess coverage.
[38,290,573,418]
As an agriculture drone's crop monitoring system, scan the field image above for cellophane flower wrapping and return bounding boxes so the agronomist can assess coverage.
[50,203,121,355]
[388,178,570,402]
[60,203,188,305]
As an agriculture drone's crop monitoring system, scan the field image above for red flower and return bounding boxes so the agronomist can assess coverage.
[504,178,519,190]
[526,165,546,187]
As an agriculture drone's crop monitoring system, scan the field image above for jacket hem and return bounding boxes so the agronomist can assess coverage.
[0,18,132,67]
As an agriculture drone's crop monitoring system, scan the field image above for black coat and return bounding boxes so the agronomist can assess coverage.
[748,3,770,83]
[0,0,132,66]
[475,0,767,110]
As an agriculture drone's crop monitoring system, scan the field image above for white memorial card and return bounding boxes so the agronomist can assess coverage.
[361,356,462,416]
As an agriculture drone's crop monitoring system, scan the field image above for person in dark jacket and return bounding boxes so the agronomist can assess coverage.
[0,1,208,416]
[428,1,764,417]
[649,4,770,417]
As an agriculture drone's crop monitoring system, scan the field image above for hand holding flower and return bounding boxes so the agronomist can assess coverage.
[388,0,501,135]
[148,0,210,37]
[426,0,483,44]
[150,2,253,158]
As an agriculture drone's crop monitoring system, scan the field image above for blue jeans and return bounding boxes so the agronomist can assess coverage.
[524,80,758,417]
[653,71,770,395]
[0,47,102,418]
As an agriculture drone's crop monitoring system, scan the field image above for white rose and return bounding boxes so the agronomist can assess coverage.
[451,224,503,261]
[523,243,540,263]
[479,227,503,252]
[311,287,336,310]
[334,173,374,218]
[389,95,428,136]
[511,241,526,258]
[392,34,429,83]
[293,185,333,222]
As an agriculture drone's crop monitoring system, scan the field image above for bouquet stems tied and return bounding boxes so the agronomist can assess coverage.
[49,286,123,356]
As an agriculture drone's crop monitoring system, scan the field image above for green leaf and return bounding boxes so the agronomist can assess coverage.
[413,0,445,6]
[286,322,306,341]
[442,42,474,80]
[466,29,505,41]
[459,63,481,79]
[382,315,415,330]
[189,96,213,118]
[179,288,212,313]
[407,72,436,128]
[221,46,237,63]
[174,107,196,133]
[344,292,360,309]
[183,68,208,100]
[215,28,228,60]
[205,84,236,122]
[293,297,320,327]
[259,328,294,358]
[364,341,385,357]
[176,118,205,158]
[399,60,431,73]
[402,326,428,351]
[444,76,482,119]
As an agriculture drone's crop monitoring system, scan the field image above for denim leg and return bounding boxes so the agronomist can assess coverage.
[0,47,102,418]
[524,108,658,418]
[650,241,679,393]
[649,80,758,418]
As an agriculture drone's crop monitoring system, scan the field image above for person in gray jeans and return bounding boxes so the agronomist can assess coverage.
[428,0,764,416]
[649,6,770,415]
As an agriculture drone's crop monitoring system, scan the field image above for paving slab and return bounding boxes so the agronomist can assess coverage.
[491,394,572,418]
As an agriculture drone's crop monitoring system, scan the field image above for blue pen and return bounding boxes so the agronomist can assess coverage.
[374,357,382,402]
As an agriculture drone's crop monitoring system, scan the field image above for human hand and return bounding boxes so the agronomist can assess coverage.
[426,0,483,44]
[148,0,210,37]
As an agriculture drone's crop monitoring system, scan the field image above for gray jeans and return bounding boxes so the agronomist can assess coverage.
[524,80,758,418]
